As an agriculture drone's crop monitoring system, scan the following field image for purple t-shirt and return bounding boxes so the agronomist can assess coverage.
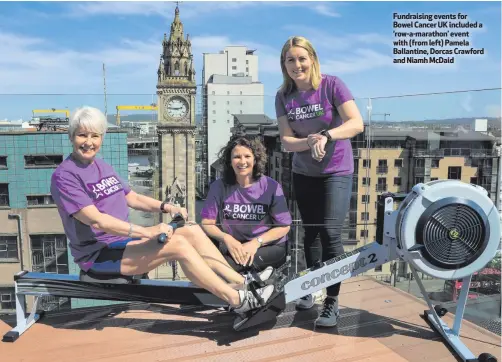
[275,74,355,177]
[50,156,131,270]
[201,175,292,244]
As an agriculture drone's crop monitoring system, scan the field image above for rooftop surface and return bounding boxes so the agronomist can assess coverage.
[1,276,500,362]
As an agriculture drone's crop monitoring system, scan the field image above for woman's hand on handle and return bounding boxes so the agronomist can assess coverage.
[169,205,188,220]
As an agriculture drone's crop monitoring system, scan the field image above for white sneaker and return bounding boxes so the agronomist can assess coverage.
[244,266,274,285]
[296,293,315,310]
[234,285,275,314]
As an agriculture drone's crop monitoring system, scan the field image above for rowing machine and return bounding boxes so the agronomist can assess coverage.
[233,180,500,362]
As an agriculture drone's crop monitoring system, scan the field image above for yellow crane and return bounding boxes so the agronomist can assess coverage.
[32,108,70,120]
[116,104,157,126]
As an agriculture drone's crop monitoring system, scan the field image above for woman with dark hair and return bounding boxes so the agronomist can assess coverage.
[201,134,292,273]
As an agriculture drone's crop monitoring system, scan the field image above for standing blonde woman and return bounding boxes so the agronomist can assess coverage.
[274,36,364,327]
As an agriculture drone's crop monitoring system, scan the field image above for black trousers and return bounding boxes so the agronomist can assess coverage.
[293,173,352,297]
[216,240,288,273]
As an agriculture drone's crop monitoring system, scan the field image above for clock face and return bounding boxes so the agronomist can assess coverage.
[165,96,188,119]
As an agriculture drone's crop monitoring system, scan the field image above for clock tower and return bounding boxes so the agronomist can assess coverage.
[157,4,197,222]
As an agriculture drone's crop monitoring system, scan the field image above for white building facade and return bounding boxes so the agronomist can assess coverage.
[201,46,265,187]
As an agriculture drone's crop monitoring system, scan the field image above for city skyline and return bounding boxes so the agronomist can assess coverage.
[0,1,500,122]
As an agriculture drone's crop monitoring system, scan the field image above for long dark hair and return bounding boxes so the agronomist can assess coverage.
[217,134,267,185]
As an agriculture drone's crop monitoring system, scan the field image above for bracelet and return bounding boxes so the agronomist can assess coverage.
[128,223,133,238]
[160,201,169,213]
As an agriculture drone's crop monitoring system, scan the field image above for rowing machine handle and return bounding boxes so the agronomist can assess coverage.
[158,233,167,244]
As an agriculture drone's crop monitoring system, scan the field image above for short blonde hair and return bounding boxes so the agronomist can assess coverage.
[68,106,108,139]
[279,36,322,95]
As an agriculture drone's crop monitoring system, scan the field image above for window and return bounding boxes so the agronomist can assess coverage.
[362,195,370,204]
[212,110,216,114]
[431,177,438,181]
[227,110,230,114]
[470,177,477,184]
[227,101,230,105]
[232,66,237,70]
[213,101,216,105]
[415,177,424,184]
[394,159,402,168]
[361,212,369,221]
[394,177,401,186]
[212,91,215,95]
[448,166,461,180]
[246,60,249,64]
[374,265,383,272]
[227,91,230,95]
[363,159,371,168]
[30,234,69,274]
[0,156,6,168]
[232,58,237,62]
[415,159,425,167]
[212,120,216,123]
[240,91,242,95]
[275,171,279,181]
[275,157,280,168]
[240,101,243,105]
[360,229,368,237]
[25,155,63,168]
[431,159,440,168]
[246,67,249,72]
[377,159,388,173]
[0,184,9,207]
[362,177,370,186]
[0,288,15,310]
[27,194,55,206]
[0,236,18,259]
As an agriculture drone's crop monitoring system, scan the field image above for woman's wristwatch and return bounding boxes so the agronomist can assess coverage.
[320,129,333,142]
[257,237,264,247]
[160,201,168,213]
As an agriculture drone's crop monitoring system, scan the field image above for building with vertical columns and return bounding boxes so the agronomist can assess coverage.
[156,5,197,222]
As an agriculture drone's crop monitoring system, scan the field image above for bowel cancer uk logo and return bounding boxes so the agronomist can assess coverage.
[223,202,269,221]
[288,103,325,122]
[88,176,124,200]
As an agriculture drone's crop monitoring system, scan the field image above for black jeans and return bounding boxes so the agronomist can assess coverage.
[293,173,352,297]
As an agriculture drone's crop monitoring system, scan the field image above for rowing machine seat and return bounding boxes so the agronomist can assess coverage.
[79,269,148,284]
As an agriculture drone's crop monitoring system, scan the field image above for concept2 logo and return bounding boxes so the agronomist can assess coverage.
[300,253,378,291]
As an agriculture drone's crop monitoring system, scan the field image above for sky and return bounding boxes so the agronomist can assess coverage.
[0,0,500,123]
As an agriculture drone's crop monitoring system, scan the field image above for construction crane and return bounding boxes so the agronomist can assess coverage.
[116,104,157,126]
[32,108,70,121]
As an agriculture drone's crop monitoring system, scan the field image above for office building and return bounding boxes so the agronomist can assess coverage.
[200,46,265,192]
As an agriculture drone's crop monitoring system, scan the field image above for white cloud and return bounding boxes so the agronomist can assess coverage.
[66,1,258,19]
[312,3,341,18]
[462,93,473,113]
[65,1,342,19]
